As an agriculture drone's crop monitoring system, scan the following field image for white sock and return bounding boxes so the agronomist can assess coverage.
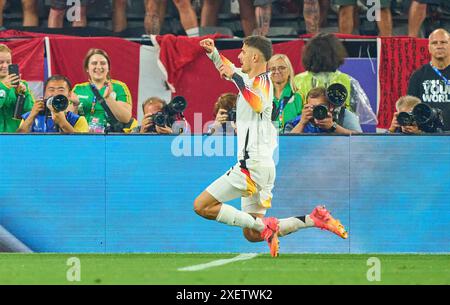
[216,204,265,232]
[279,216,315,237]
[186,27,199,37]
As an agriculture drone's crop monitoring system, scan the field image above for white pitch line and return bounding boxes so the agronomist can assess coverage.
[178,253,258,272]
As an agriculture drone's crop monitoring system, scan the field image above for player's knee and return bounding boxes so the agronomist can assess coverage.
[243,229,261,243]
[193,196,208,217]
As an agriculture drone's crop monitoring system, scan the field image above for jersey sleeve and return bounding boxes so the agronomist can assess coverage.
[231,73,271,114]
[22,81,35,113]
[114,81,132,105]
[207,48,239,75]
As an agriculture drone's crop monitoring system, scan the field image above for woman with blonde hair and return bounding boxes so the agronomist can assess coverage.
[268,54,303,134]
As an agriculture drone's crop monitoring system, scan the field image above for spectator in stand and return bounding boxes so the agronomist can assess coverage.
[0,0,39,28]
[0,0,6,29]
[407,28,450,131]
[303,0,321,34]
[71,48,133,133]
[0,44,35,132]
[48,0,87,28]
[201,0,272,37]
[113,0,199,36]
[408,0,441,37]
[335,0,392,36]
[22,0,38,26]
[268,54,302,134]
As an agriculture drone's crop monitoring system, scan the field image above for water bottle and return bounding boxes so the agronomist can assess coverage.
[89,117,105,133]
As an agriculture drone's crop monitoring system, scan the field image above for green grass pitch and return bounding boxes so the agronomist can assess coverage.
[0,253,449,285]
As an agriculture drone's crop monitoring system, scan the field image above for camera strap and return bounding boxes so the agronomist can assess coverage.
[336,107,346,126]
[430,62,450,86]
[272,94,293,128]
[89,84,134,132]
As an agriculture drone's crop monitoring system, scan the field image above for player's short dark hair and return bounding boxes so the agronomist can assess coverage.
[243,35,273,62]
[302,33,347,73]
[44,74,72,91]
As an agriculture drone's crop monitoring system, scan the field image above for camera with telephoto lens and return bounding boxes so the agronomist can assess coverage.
[46,95,69,113]
[397,103,444,133]
[148,96,187,132]
[312,83,348,120]
[39,94,69,117]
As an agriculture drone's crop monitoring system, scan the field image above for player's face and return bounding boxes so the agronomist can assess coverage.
[268,58,289,85]
[87,54,110,82]
[238,44,253,73]
[44,80,70,99]
[429,32,450,61]
[0,51,12,78]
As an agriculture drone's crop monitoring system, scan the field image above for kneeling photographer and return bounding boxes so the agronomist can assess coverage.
[17,75,88,133]
[134,96,188,134]
[288,85,362,134]
[389,96,444,134]
[206,93,237,135]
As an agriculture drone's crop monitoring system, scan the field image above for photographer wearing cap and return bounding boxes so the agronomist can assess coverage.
[288,86,362,135]
[206,93,237,136]
[389,95,444,134]
[17,75,88,133]
[133,96,188,134]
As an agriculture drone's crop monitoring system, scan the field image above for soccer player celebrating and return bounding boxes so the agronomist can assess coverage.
[194,36,348,257]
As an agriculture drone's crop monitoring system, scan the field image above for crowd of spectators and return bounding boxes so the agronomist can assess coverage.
[0,1,448,37]
[0,1,448,135]
[1,28,449,135]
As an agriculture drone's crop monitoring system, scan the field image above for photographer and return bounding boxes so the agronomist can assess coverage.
[388,95,444,134]
[0,44,34,133]
[17,75,88,133]
[294,33,377,127]
[134,97,187,134]
[288,86,362,135]
[206,93,237,136]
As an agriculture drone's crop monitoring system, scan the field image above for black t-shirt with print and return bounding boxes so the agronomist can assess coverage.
[407,63,450,131]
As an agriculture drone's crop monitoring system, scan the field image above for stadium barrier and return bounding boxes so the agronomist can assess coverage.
[1,134,449,253]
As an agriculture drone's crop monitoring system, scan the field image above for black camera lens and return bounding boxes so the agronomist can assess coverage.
[397,112,415,126]
[168,96,187,114]
[313,105,329,120]
[152,112,167,127]
[46,95,69,113]
[412,103,434,125]
[326,83,348,107]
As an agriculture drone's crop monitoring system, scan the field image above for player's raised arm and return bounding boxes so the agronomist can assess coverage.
[200,38,236,75]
